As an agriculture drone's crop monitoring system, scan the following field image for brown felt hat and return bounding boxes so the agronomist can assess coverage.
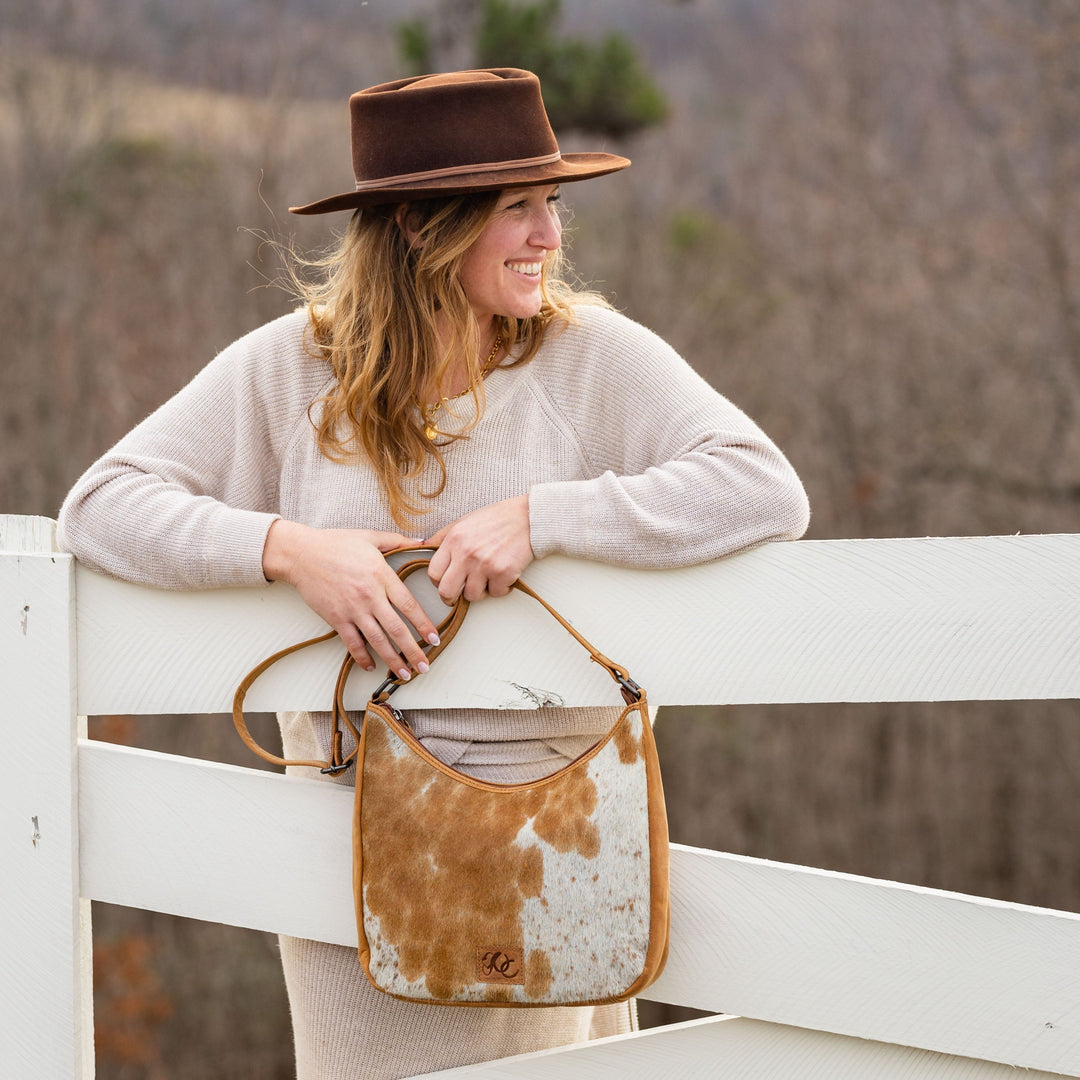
[289,68,630,214]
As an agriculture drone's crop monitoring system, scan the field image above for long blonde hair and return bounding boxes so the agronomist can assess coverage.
[292,191,597,527]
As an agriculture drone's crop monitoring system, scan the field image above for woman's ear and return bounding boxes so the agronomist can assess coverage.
[395,204,423,248]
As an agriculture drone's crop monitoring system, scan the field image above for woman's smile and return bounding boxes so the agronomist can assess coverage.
[506,260,544,278]
[457,185,563,325]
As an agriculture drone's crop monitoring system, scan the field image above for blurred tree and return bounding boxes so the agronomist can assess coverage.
[398,0,667,137]
[937,0,1080,500]
[94,934,172,1076]
[398,19,433,73]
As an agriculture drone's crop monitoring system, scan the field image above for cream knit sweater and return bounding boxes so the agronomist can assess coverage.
[58,302,808,1078]
[59,302,807,597]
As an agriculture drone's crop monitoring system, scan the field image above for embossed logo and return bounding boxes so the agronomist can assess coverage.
[476,946,525,985]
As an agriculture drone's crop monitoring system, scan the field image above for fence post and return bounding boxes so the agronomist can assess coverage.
[0,516,93,1079]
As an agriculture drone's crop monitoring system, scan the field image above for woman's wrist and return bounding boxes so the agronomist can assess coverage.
[262,518,307,583]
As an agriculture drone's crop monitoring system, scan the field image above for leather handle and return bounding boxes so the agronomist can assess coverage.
[328,570,642,727]
[367,558,471,700]
[510,579,642,705]
[231,546,468,772]
[233,550,644,774]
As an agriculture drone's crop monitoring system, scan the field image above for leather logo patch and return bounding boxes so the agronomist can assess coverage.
[476,947,525,985]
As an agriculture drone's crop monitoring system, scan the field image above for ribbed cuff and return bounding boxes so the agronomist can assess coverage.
[527,479,597,560]
[203,509,282,587]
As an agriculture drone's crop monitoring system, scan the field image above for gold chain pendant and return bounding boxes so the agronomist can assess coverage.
[420,335,502,441]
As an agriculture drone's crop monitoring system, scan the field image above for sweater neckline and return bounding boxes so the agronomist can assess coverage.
[412,346,534,437]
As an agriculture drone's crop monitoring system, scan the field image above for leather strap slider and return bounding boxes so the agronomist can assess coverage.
[321,729,352,775]
[320,760,353,776]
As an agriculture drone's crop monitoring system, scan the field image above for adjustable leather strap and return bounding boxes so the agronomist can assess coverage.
[232,628,341,770]
[232,549,468,772]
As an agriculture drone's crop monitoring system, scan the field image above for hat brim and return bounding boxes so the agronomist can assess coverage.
[288,152,630,215]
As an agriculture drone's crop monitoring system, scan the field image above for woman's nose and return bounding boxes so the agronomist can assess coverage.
[531,209,562,250]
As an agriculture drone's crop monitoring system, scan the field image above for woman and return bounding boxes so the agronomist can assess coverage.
[59,69,809,1079]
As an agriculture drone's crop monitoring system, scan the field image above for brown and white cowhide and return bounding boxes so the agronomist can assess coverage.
[354,700,665,1005]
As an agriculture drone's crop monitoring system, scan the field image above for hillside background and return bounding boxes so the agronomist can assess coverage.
[3,1,1079,1076]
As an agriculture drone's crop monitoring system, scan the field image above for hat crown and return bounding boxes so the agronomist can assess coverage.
[403,70,503,91]
[349,68,560,190]
[289,67,629,214]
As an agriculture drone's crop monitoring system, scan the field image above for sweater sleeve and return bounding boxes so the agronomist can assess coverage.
[527,307,810,567]
[56,312,322,589]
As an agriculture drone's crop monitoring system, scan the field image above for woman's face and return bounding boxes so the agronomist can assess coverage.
[457,185,563,327]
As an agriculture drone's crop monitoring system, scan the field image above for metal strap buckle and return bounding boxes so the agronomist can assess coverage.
[372,674,403,703]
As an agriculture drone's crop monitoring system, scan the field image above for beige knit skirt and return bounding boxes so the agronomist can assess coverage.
[278,713,638,1080]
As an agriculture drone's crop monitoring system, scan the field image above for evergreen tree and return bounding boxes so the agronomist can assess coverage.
[398,0,666,138]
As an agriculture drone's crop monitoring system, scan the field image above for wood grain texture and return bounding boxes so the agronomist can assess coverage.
[79,740,356,943]
[78,741,1080,1077]
[0,541,92,1078]
[73,534,1080,715]
[407,1015,1075,1080]
[655,846,1080,1077]
[0,513,57,553]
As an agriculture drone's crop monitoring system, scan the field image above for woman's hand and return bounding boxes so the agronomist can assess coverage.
[425,495,533,605]
[262,520,440,677]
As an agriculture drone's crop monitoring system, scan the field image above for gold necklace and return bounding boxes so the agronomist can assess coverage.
[420,335,503,441]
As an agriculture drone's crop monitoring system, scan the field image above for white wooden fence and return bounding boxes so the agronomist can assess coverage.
[3,512,1080,1079]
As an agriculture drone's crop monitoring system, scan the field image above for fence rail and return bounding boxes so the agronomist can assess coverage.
[3,514,1079,1079]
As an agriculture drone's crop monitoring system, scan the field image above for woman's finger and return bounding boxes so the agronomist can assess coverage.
[378,605,431,677]
[337,625,377,672]
[461,569,492,604]
[425,542,450,592]
[436,560,468,606]
[486,573,514,598]
[358,587,439,678]
[354,616,416,681]
[385,576,443,650]
[371,530,423,553]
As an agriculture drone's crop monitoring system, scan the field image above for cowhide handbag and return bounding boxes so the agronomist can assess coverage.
[233,554,670,1007]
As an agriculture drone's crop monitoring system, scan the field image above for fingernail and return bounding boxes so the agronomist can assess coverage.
[427,633,441,646]
[363,663,375,673]
[417,661,430,674]
[397,668,411,682]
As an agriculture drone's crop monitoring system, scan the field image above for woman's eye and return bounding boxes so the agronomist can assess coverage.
[501,192,560,215]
